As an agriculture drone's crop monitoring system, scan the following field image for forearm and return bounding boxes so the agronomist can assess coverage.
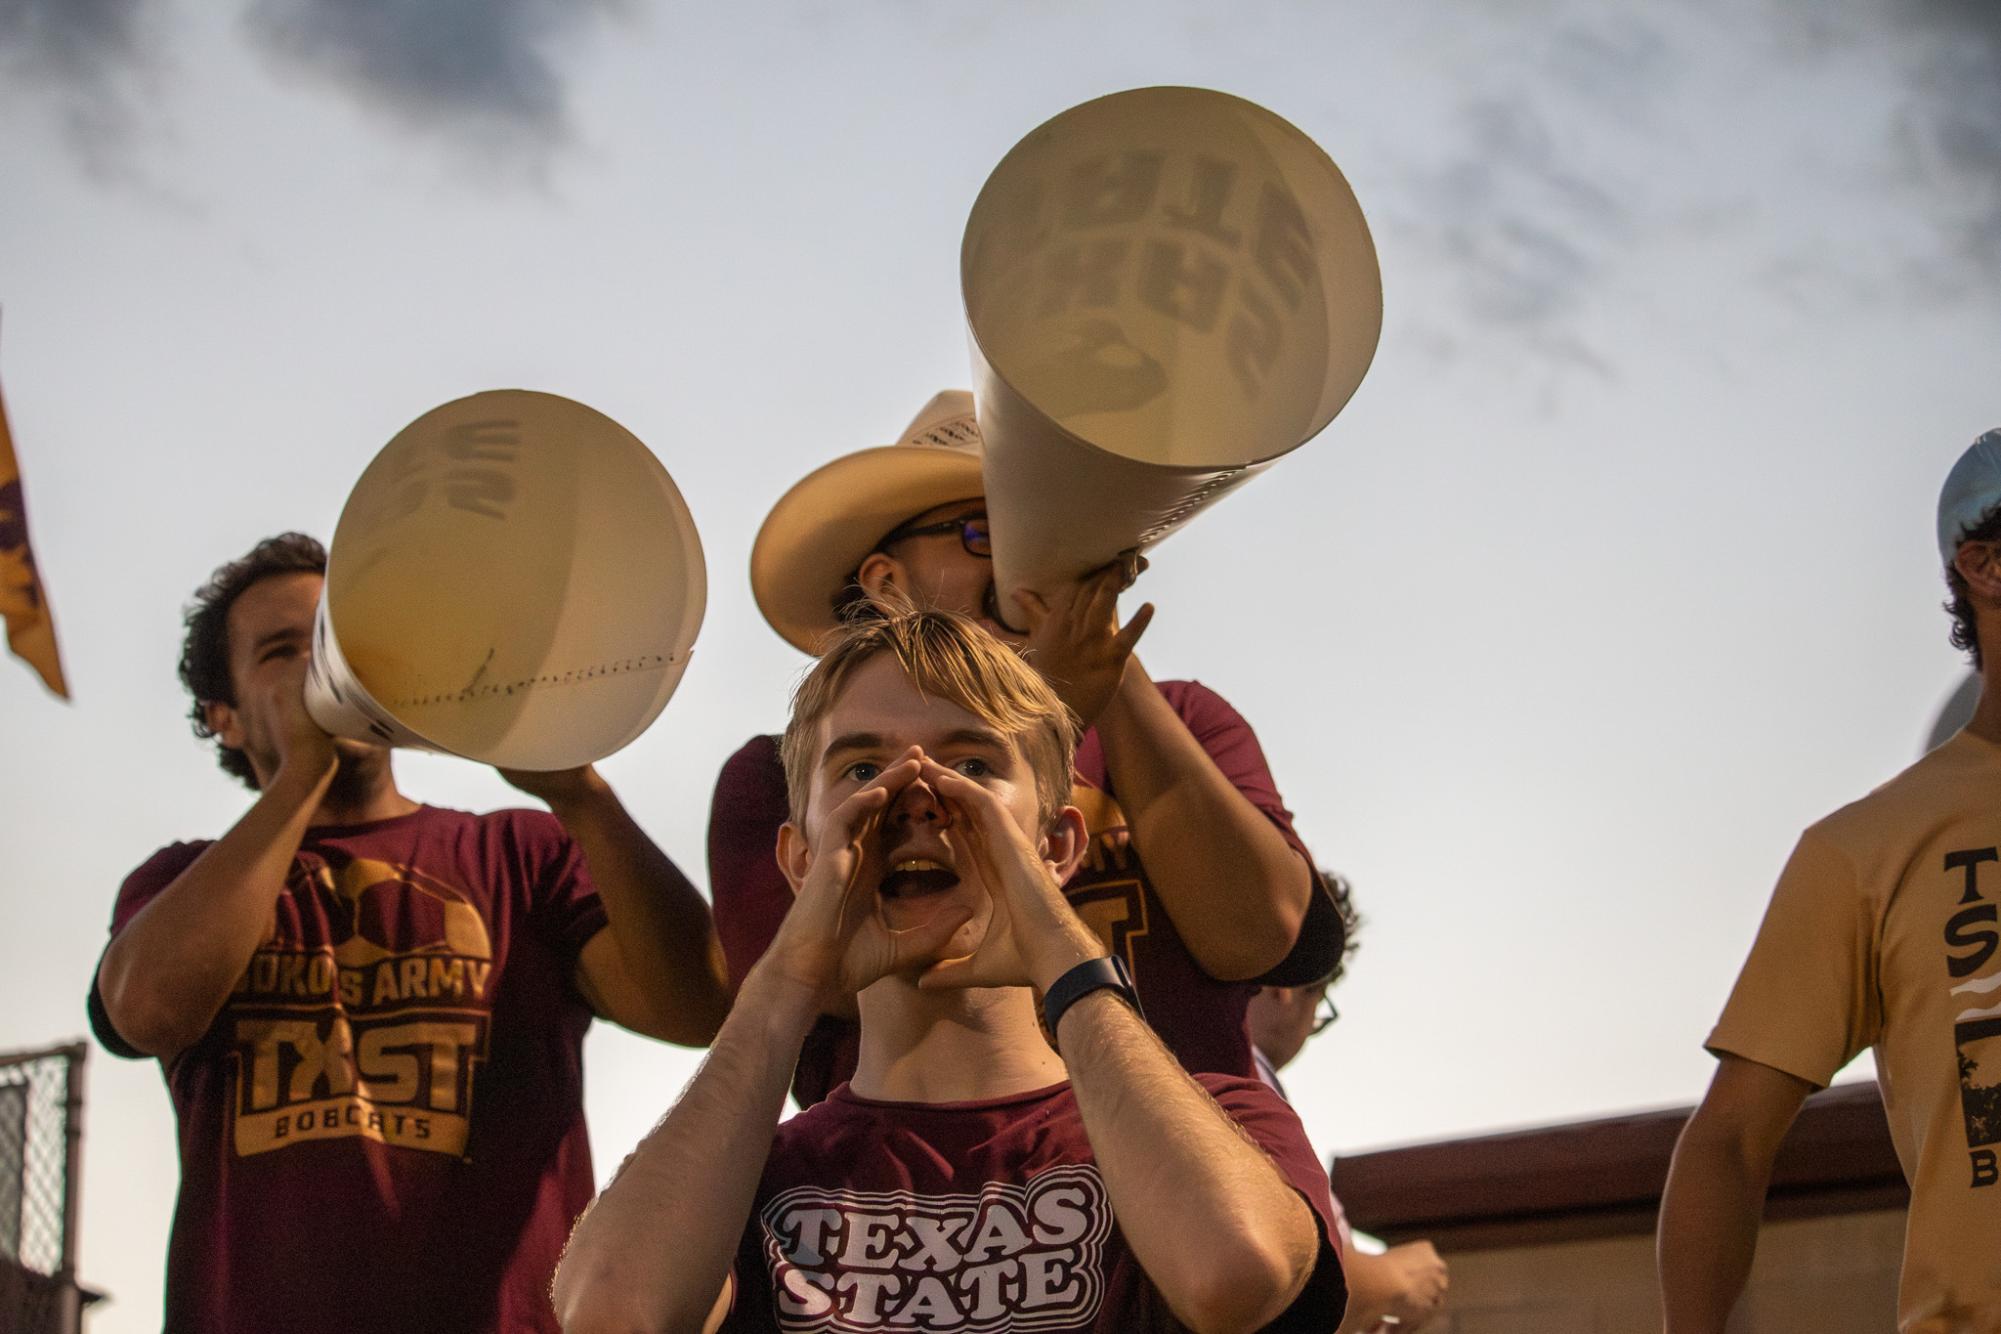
[1657,1133,1769,1333]
[552,777,731,1044]
[1092,662,1312,979]
[555,967,816,1334]
[98,762,330,1055]
[1059,991,1318,1333]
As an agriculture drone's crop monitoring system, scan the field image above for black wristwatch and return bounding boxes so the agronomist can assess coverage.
[1042,954,1141,1048]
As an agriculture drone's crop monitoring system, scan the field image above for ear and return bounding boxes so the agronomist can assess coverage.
[857,551,904,603]
[1958,543,2001,603]
[776,820,811,897]
[202,699,245,750]
[1039,805,1090,886]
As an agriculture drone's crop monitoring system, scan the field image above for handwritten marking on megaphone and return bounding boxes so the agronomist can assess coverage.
[307,390,706,771]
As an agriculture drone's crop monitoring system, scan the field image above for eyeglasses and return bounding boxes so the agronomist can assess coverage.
[878,514,992,558]
[1309,992,1340,1036]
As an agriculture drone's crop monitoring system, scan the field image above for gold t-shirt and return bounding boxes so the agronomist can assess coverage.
[1711,730,2001,1330]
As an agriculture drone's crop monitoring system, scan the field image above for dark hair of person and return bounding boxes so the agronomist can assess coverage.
[1321,870,1364,990]
[179,533,327,790]
[1946,506,2001,670]
[830,569,882,626]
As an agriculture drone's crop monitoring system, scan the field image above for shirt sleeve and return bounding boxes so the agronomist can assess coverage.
[516,810,610,964]
[1203,1076,1351,1331]
[708,735,800,989]
[1167,681,1345,987]
[89,842,209,1059]
[1706,828,1880,1089]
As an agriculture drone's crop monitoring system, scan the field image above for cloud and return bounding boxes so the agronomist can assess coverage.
[0,0,148,174]
[1391,0,2000,391]
[1889,0,2001,286]
[240,0,620,165]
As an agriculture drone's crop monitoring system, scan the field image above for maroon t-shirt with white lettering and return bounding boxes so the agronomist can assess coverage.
[88,805,607,1334]
[708,680,1338,1104]
[722,1075,1347,1333]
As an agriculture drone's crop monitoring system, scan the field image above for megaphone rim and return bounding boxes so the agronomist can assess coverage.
[961,83,1384,470]
[320,386,708,768]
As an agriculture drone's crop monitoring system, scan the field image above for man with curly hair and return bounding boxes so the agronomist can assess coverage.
[1660,429,2001,1332]
[88,533,731,1334]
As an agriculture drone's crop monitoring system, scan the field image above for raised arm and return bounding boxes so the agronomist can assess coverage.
[919,757,1328,1334]
[96,664,336,1058]
[552,960,816,1334]
[555,754,968,1334]
[1059,993,1325,1332]
[1016,571,1314,980]
[1657,1054,1814,1334]
[503,766,731,1046]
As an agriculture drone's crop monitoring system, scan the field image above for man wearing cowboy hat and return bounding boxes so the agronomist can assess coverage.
[709,391,1343,1102]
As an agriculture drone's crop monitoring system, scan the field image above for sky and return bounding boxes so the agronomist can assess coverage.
[1,0,1997,1327]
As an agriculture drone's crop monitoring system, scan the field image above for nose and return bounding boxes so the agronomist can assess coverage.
[888,776,945,828]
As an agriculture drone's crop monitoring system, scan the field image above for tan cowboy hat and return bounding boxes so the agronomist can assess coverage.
[751,390,986,654]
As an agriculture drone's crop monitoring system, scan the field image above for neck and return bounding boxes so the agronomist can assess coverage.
[850,982,1067,1104]
[309,752,418,827]
[1969,649,2001,744]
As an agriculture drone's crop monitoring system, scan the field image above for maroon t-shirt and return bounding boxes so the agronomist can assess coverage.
[722,1075,1347,1333]
[88,805,607,1334]
[708,679,1338,1104]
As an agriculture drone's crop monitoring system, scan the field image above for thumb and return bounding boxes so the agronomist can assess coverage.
[889,908,975,973]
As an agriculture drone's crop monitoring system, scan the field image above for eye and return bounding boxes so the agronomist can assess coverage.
[953,756,992,778]
[842,761,881,784]
[260,644,298,664]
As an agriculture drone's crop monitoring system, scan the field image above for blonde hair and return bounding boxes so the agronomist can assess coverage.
[780,606,1078,826]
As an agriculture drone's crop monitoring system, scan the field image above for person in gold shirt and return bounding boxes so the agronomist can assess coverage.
[1659,429,2001,1333]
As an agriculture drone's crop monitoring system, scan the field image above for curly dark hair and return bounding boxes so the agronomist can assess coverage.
[1946,507,2001,671]
[179,533,327,789]
[1321,870,1363,990]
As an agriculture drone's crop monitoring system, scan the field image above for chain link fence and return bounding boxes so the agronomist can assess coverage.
[0,1043,90,1334]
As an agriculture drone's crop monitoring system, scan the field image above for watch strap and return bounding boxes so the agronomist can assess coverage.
[1042,955,1140,1048]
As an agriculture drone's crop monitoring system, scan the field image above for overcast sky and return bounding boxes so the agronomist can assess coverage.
[2,1,1997,1328]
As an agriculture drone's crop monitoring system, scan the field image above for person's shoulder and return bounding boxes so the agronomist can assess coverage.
[1152,677,1259,726]
[715,733,787,801]
[722,732,784,773]
[123,839,211,886]
[1192,1071,1295,1112]
[1807,733,1991,848]
[133,837,212,868]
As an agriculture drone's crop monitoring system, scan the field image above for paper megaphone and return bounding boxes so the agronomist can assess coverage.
[962,86,1382,616]
[305,390,705,771]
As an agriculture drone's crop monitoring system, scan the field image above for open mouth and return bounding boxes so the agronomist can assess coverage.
[879,858,961,901]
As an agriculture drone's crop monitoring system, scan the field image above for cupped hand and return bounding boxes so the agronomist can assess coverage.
[266,659,338,781]
[762,750,975,1010]
[1014,559,1154,730]
[913,758,1101,995]
[1383,1241,1448,1329]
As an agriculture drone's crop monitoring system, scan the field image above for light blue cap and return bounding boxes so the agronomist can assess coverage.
[1938,429,2001,568]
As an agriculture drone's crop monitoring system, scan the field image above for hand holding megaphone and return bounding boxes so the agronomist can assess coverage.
[1012,558,1155,729]
[963,86,1382,617]
[306,390,706,771]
